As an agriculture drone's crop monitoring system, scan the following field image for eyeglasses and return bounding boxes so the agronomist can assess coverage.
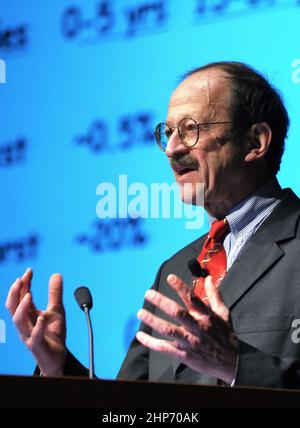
[154,117,235,151]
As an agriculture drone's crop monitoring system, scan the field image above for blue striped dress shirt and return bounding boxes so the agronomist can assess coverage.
[209,178,284,271]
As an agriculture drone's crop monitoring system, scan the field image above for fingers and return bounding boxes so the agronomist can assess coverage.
[144,289,201,334]
[204,276,230,322]
[138,308,180,339]
[136,331,187,360]
[6,278,23,316]
[30,316,46,352]
[137,308,199,347]
[145,289,189,323]
[12,293,34,340]
[167,274,193,309]
[20,268,33,301]
[167,273,211,317]
[47,274,63,311]
[6,268,34,316]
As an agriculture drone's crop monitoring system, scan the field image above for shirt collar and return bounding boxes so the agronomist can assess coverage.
[208,178,284,238]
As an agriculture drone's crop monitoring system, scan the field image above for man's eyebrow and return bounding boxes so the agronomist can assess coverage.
[165,114,213,126]
[166,112,199,123]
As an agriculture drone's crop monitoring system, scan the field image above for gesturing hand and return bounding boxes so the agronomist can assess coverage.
[6,268,67,377]
[136,274,238,384]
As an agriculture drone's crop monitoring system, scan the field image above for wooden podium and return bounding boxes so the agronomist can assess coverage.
[1,375,300,408]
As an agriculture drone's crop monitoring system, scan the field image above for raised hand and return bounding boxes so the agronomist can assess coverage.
[136,274,238,384]
[6,268,67,377]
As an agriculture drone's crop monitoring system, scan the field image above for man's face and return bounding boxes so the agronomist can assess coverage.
[165,69,246,214]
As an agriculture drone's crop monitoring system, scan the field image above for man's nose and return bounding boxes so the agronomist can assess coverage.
[165,130,190,159]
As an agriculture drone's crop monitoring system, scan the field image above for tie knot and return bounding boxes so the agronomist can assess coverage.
[208,219,229,242]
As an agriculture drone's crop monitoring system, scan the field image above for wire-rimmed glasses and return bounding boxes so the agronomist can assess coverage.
[154,117,235,151]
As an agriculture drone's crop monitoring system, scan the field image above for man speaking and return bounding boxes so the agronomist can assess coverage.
[6,61,300,388]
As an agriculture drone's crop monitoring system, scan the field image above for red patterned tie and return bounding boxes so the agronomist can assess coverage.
[193,219,229,304]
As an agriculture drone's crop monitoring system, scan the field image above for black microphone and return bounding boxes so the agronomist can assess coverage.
[188,258,209,279]
[74,286,95,379]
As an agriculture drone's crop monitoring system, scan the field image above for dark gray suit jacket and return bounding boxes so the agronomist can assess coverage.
[117,188,300,388]
[65,188,300,389]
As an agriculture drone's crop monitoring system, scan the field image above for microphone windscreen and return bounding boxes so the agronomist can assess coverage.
[188,258,203,278]
[74,286,93,311]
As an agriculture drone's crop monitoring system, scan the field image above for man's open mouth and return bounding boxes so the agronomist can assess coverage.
[176,167,198,176]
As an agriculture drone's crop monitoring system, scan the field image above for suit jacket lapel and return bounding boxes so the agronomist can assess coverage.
[219,239,283,309]
[219,189,300,309]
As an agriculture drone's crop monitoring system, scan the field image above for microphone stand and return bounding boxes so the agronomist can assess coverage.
[83,304,95,379]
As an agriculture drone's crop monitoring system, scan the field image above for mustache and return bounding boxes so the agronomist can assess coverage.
[170,154,199,170]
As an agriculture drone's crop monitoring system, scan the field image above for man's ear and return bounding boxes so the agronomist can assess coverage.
[244,122,272,163]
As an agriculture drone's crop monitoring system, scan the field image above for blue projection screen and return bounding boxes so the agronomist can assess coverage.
[1,0,300,378]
